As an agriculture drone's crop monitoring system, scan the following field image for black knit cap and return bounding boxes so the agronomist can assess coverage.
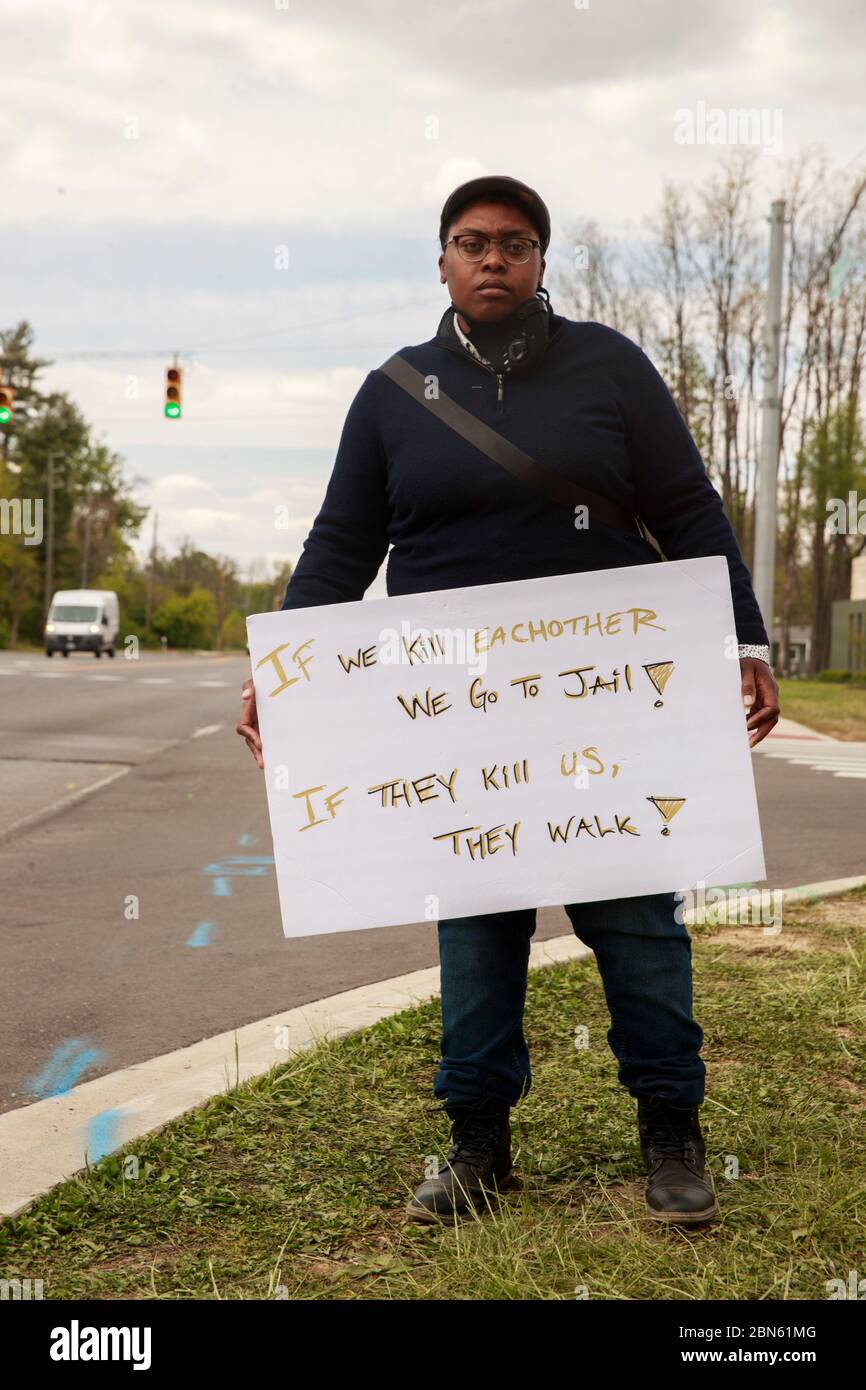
[439,175,551,255]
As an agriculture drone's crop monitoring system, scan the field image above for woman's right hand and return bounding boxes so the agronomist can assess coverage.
[236,679,264,769]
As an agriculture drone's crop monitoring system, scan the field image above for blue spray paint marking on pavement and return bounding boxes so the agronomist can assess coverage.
[25,1040,105,1098]
[202,858,272,875]
[202,855,274,897]
[238,833,257,847]
[186,921,216,947]
[86,1108,123,1164]
[192,852,275,942]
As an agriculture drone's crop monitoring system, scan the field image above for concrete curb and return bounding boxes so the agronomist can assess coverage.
[0,934,590,1219]
[0,766,132,847]
[2,876,864,1220]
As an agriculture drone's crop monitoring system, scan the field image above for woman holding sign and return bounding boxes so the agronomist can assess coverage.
[237,175,779,1228]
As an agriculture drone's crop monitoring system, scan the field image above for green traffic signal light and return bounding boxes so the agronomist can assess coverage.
[164,366,182,419]
[0,407,10,424]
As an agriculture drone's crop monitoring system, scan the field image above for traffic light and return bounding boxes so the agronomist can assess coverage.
[164,365,182,419]
[0,370,13,426]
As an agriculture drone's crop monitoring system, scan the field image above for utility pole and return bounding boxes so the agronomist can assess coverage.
[145,511,158,629]
[753,199,786,658]
[43,454,56,617]
[81,493,93,587]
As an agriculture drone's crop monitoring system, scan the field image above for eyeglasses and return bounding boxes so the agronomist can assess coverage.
[444,234,541,264]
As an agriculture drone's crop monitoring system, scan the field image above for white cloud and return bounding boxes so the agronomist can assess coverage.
[4,0,863,578]
[152,473,211,498]
[4,0,863,227]
[131,464,327,575]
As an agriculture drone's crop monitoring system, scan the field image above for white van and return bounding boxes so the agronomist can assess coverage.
[45,589,120,658]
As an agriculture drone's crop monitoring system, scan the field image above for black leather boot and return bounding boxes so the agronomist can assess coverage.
[405,1097,519,1223]
[637,1094,719,1224]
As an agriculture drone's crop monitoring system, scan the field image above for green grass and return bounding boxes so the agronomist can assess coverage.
[776,678,866,740]
[2,891,865,1301]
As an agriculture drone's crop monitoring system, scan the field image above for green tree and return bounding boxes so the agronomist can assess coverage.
[152,587,218,649]
[803,399,866,672]
[1,320,147,643]
[220,609,248,650]
[0,320,53,466]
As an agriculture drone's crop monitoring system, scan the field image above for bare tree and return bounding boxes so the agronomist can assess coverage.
[554,148,866,676]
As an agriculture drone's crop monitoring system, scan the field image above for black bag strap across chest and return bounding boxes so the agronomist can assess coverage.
[378,350,655,545]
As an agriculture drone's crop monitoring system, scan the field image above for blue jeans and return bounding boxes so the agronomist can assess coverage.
[434,890,705,1113]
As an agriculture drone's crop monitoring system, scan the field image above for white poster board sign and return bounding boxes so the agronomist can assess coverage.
[247,556,766,939]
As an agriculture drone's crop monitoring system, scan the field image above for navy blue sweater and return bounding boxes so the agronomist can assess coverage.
[280,308,769,647]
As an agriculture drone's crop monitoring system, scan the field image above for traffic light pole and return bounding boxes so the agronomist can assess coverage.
[43,454,55,619]
[145,511,158,630]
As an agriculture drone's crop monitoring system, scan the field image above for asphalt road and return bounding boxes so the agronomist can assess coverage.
[0,647,864,1115]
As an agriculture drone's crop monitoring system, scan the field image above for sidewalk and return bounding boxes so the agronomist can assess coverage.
[764,716,836,743]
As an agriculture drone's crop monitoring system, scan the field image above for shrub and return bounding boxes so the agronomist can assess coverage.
[151,587,217,649]
[220,609,248,651]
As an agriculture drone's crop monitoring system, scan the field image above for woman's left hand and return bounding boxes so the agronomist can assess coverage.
[741,657,780,749]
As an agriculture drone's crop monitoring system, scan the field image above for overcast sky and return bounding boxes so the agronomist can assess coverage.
[2,0,864,588]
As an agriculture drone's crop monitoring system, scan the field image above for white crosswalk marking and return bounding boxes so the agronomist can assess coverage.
[757,742,866,779]
[0,660,243,686]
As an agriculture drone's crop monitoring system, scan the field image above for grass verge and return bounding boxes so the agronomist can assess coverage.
[776,679,866,740]
[1,890,864,1301]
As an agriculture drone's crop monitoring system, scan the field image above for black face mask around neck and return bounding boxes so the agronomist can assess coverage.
[450,287,553,376]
